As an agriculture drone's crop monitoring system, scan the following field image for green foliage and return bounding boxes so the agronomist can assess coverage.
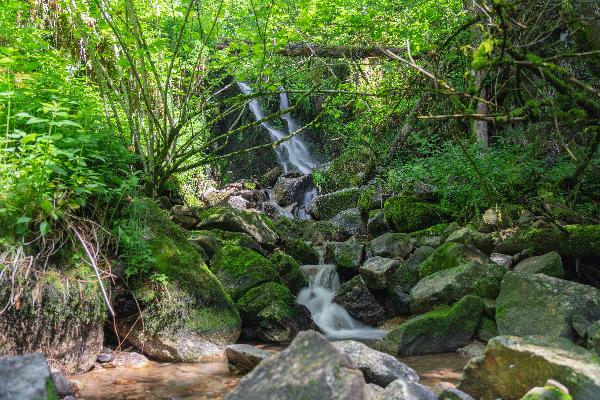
[0,6,136,243]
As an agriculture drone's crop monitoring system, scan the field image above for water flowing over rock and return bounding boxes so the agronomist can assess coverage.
[458,335,600,400]
[238,82,317,174]
[225,331,371,400]
[298,265,387,340]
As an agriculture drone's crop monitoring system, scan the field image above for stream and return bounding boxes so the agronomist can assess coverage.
[74,351,469,400]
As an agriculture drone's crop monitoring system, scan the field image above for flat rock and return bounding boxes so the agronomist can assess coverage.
[226,344,271,374]
[370,232,414,259]
[360,256,400,290]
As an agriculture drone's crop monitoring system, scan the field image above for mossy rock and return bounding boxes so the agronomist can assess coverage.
[114,199,241,362]
[459,335,600,400]
[325,236,364,270]
[446,227,494,254]
[358,186,383,214]
[268,251,309,294]
[273,217,338,245]
[411,260,507,314]
[197,206,279,249]
[367,209,389,237]
[0,257,106,373]
[417,242,489,278]
[376,295,485,356]
[494,224,600,258]
[520,386,573,400]
[319,145,376,193]
[477,317,498,343]
[236,282,313,343]
[282,238,320,265]
[307,188,361,221]
[409,222,460,240]
[384,196,449,233]
[210,244,279,301]
[514,251,564,278]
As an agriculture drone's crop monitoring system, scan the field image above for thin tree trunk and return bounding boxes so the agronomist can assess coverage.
[388,93,430,159]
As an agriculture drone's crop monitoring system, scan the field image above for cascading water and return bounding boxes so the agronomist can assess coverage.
[237,82,316,174]
[297,264,387,341]
[239,83,385,339]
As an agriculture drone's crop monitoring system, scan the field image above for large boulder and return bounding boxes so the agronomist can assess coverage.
[210,244,279,301]
[197,206,279,249]
[446,227,494,254]
[0,354,59,400]
[268,251,309,294]
[369,232,414,259]
[226,331,371,400]
[360,257,400,290]
[307,187,361,221]
[418,242,489,278]
[330,208,364,236]
[332,340,418,387]
[0,262,105,373]
[410,261,507,314]
[226,344,271,374]
[493,225,600,258]
[236,282,314,343]
[113,200,241,362]
[319,145,376,193]
[326,236,365,270]
[383,196,448,233]
[358,186,385,214]
[333,276,386,325]
[377,295,485,356]
[513,251,564,278]
[496,272,600,340]
[272,173,312,206]
[458,335,600,400]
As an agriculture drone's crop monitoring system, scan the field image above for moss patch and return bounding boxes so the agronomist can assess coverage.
[319,145,376,193]
[268,251,309,294]
[211,244,278,301]
[282,239,320,265]
[384,196,449,233]
[418,242,488,278]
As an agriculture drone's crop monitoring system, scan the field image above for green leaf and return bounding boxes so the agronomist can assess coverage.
[39,199,53,214]
[40,221,50,235]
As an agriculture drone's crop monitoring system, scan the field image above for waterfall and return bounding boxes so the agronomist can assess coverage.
[297,264,387,340]
[237,82,316,174]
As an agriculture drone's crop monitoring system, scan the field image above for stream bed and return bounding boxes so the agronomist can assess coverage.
[73,350,469,400]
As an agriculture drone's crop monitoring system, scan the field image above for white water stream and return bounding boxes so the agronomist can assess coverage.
[237,82,317,174]
[239,82,385,339]
[297,264,387,341]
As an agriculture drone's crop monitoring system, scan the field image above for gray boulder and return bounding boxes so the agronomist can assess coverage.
[332,340,418,387]
[459,335,600,400]
[446,227,494,254]
[587,320,600,353]
[0,354,59,400]
[375,378,438,400]
[513,251,564,278]
[406,246,435,270]
[410,261,507,314]
[330,208,364,236]
[225,331,371,400]
[333,276,386,325]
[360,257,400,290]
[273,173,312,206]
[226,344,271,374]
[490,253,513,269]
[370,232,414,259]
[496,272,600,340]
[438,387,475,400]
